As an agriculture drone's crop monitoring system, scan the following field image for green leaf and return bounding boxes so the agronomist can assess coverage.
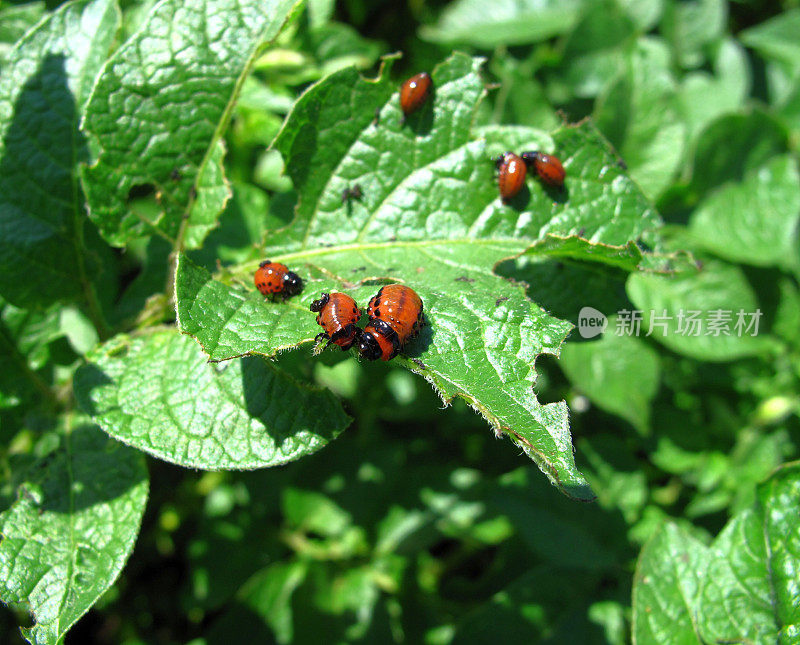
[0,2,46,64]
[634,464,800,644]
[526,235,644,272]
[282,488,352,537]
[177,53,664,499]
[0,419,148,645]
[594,38,685,200]
[555,0,636,100]
[560,319,660,433]
[741,8,800,77]
[775,278,800,350]
[776,75,800,135]
[177,257,593,498]
[420,0,583,48]
[303,22,383,76]
[0,0,119,309]
[73,329,350,469]
[689,110,789,197]
[697,463,800,643]
[626,260,774,362]
[81,0,301,248]
[1,299,62,371]
[0,298,62,410]
[487,59,560,130]
[659,0,726,69]
[689,154,800,270]
[239,561,308,644]
[677,38,750,144]
[632,522,707,644]
[616,0,662,32]
[189,180,276,268]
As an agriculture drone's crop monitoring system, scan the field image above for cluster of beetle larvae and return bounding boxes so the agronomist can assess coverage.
[253,72,567,362]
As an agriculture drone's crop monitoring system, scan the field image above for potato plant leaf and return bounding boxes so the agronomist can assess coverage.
[626,259,776,362]
[690,154,800,270]
[0,420,148,645]
[633,463,800,644]
[420,0,583,48]
[74,329,350,469]
[0,0,118,309]
[81,0,301,248]
[176,53,665,499]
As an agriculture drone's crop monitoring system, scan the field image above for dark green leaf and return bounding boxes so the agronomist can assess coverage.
[774,278,800,350]
[556,0,636,100]
[238,561,308,644]
[0,298,62,409]
[634,464,800,644]
[616,0,662,31]
[526,235,644,272]
[0,0,118,308]
[0,420,148,645]
[659,0,726,69]
[74,329,350,469]
[677,38,750,144]
[81,0,301,248]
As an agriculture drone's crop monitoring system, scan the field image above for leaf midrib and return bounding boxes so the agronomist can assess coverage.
[174,1,304,254]
[269,236,527,265]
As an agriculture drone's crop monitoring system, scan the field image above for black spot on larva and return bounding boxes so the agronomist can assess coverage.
[374,308,381,318]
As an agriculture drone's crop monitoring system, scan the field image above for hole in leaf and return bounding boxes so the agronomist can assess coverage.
[127,183,156,201]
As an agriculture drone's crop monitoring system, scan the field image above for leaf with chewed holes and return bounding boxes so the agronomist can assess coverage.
[176,52,665,499]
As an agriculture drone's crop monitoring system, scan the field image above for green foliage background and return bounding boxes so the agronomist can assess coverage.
[1,0,799,643]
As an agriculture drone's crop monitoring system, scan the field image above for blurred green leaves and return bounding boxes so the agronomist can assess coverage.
[627,261,773,361]
[690,154,800,271]
[560,321,660,433]
[421,0,583,48]
[595,39,684,200]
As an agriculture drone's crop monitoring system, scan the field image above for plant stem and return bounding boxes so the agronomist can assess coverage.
[0,324,59,410]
